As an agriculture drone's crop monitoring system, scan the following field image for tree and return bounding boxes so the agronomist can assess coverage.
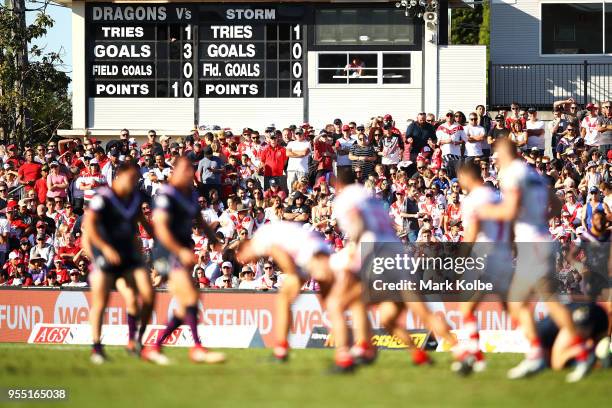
[451,2,488,46]
[0,0,71,146]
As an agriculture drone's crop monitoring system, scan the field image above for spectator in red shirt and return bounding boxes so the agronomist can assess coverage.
[313,130,336,180]
[52,258,70,284]
[5,145,23,169]
[33,165,49,204]
[258,134,287,190]
[17,149,42,191]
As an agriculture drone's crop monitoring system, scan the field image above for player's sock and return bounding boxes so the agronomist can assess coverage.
[184,305,201,346]
[352,340,376,362]
[127,313,138,341]
[273,339,289,360]
[137,324,147,344]
[570,335,589,362]
[92,342,104,354]
[464,313,480,355]
[527,338,543,360]
[411,348,430,365]
[156,315,183,347]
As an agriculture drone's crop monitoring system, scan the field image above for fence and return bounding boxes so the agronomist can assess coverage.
[489,61,612,110]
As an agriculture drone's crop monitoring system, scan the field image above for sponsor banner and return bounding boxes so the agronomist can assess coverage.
[435,330,529,353]
[29,324,263,348]
[306,326,430,350]
[2,289,546,348]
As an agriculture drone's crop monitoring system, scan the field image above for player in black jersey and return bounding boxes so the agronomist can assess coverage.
[83,162,155,364]
[141,157,225,365]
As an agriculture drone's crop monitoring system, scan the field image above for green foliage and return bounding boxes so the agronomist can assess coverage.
[0,3,71,146]
[451,3,488,46]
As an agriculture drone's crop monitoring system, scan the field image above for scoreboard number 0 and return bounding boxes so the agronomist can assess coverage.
[172,81,193,97]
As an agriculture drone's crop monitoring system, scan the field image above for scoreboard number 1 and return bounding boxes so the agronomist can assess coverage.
[173,24,194,97]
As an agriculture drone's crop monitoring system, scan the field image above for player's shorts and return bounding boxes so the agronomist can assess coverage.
[475,246,514,296]
[294,241,331,281]
[91,246,144,279]
[509,240,556,301]
[151,245,183,277]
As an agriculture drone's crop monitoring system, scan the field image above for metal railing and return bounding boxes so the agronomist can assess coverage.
[489,61,612,110]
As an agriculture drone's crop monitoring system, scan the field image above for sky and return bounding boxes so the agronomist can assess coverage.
[27,1,73,79]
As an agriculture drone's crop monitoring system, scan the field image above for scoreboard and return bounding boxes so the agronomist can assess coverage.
[87,3,307,99]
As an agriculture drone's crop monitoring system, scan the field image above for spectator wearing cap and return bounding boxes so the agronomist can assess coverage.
[215,261,238,288]
[313,130,336,182]
[334,125,356,178]
[436,111,465,179]
[30,231,54,269]
[283,191,310,223]
[17,149,41,192]
[581,103,601,148]
[525,108,545,154]
[488,114,509,146]
[63,269,87,287]
[405,113,437,163]
[349,130,377,180]
[5,144,23,169]
[579,162,603,192]
[186,140,205,165]
[444,220,463,242]
[381,125,403,171]
[101,147,122,186]
[76,159,105,204]
[46,161,68,200]
[285,128,311,193]
[258,131,287,191]
[52,257,70,284]
[28,257,47,286]
[8,262,32,287]
[596,100,612,155]
[238,266,258,289]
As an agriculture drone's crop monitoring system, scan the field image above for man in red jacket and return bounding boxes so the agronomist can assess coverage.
[258,133,287,191]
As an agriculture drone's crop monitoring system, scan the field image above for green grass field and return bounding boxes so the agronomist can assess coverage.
[0,345,609,408]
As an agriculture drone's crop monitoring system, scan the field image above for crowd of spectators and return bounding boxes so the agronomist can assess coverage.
[0,97,610,293]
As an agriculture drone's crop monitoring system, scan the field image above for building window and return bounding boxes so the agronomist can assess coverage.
[317,52,411,85]
[315,8,416,46]
[541,3,604,55]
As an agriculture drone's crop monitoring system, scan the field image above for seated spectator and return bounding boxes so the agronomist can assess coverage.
[194,267,210,289]
[238,266,258,289]
[63,269,87,287]
[214,261,238,288]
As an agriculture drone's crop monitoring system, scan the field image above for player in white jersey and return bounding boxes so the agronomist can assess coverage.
[477,138,593,382]
[235,222,341,364]
[451,161,513,375]
[330,172,457,367]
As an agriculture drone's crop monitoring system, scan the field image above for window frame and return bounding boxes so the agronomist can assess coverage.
[308,4,423,52]
[539,1,611,56]
[314,51,416,89]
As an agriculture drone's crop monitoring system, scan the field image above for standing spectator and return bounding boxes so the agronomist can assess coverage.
[596,101,612,155]
[488,114,509,146]
[349,132,377,180]
[525,108,545,154]
[46,162,68,200]
[335,125,356,178]
[475,105,492,134]
[581,103,600,148]
[550,106,570,158]
[285,128,311,193]
[405,113,437,162]
[0,213,8,265]
[33,165,49,205]
[259,133,287,190]
[17,149,41,192]
[145,130,163,156]
[581,187,608,230]
[381,126,403,171]
[463,113,485,161]
[505,102,525,129]
[101,148,121,186]
[400,187,420,242]
[508,121,528,150]
[312,130,335,181]
[197,146,224,197]
[436,111,464,178]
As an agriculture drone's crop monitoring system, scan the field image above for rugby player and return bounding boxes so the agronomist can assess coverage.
[331,172,457,368]
[234,222,346,366]
[451,161,513,374]
[141,157,225,365]
[83,161,155,364]
[477,138,592,382]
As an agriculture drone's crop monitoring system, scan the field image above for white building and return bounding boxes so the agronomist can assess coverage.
[57,0,486,139]
[490,0,612,109]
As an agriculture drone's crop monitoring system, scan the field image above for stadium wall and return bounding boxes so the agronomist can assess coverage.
[0,289,547,347]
